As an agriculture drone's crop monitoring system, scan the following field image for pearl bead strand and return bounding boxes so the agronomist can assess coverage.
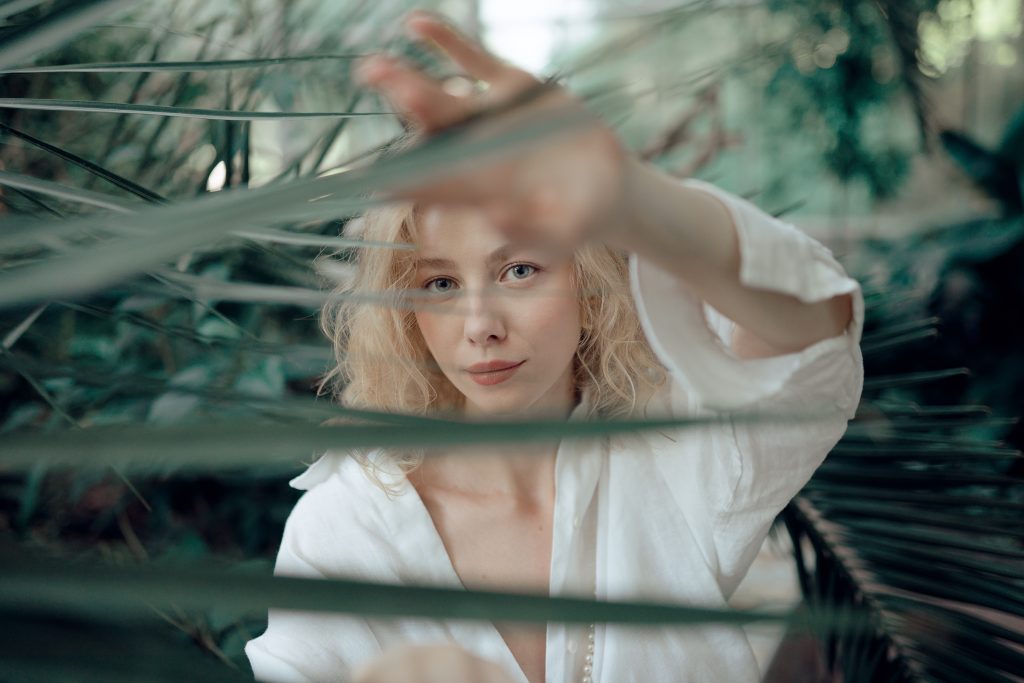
[580,621,596,683]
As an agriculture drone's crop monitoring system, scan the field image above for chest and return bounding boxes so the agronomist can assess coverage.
[417,492,554,683]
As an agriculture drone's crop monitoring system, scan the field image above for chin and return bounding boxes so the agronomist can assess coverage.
[462,390,536,418]
[474,397,569,423]
[467,398,529,418]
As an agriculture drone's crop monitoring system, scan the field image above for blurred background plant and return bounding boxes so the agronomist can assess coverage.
[0,0,1021,681]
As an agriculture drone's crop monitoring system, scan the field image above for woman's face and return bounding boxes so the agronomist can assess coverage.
[411,206,582,420]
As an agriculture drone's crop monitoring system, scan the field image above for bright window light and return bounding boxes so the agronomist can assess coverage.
[480,0,594,74]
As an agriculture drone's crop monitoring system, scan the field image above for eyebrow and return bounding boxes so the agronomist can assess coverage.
[414,243,524,270]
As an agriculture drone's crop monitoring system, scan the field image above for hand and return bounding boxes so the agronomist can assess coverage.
[354,10,632,251]
[351,642,517,683]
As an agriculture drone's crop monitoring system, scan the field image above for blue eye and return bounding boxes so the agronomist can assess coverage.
[505,263,537,280]
[424,277,455,293]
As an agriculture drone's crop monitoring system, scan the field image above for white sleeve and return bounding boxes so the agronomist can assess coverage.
[629,178,864,415]
[630,178,864,597]
[245,491,383,683]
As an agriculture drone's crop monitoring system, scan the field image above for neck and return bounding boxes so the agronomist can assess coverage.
[409,378,585,501]
[411,440,559,503]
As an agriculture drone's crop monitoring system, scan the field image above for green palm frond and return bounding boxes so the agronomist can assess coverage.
[0,54,366,73]
[0,0,140,70]
[0,97,386,119]
[0,410,816,472]
[776,294,1024,682]
[0,122,167,201]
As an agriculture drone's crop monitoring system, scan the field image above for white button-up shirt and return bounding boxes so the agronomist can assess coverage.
[246,179,865,683]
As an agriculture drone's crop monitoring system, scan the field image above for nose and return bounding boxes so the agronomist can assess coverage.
[462,285,507,346]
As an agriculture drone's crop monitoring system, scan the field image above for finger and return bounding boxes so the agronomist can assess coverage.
[404,11,506,83]
[350,650,418,683]
[480,658,519,683]
[391,154,510,207]
[356,55,471,132]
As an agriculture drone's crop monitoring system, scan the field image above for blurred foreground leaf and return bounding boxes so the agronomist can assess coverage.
[0,409,832,472]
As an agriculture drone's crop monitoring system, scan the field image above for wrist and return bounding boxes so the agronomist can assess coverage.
[594,153,646,252]
[598,161,740,288]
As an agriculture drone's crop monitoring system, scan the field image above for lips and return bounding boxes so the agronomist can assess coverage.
[466,360,525,386]
[466,360,525,374]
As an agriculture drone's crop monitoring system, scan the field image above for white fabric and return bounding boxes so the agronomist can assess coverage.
[245,179,865,683]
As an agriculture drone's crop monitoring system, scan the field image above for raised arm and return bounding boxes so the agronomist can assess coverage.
[356,10,852,361]
[607,159,854,359]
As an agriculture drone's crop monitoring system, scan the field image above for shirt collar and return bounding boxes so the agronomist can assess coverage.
[289,386,595,492]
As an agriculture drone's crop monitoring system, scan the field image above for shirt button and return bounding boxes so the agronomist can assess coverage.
[572,515,581,529]
[567,640,577,654]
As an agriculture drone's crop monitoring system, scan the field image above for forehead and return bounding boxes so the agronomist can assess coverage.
[412,205,502,255]
[409,206,573,271]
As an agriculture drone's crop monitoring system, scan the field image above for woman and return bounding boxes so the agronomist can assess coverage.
[246,10,863,683]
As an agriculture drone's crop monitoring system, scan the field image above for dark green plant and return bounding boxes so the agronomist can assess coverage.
[777,346,1024,682]
[771,102,1024,682]
[939,105,1024,215]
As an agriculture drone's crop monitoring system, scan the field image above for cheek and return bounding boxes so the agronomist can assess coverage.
[414,310,463,371]
[524,292,582,350]
[519,267,583,352]
[414,311,442,354]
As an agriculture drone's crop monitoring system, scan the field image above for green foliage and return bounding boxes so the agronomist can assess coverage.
[762,0,940,199]
[939,102,1024,214]
[779,100,1024,683]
